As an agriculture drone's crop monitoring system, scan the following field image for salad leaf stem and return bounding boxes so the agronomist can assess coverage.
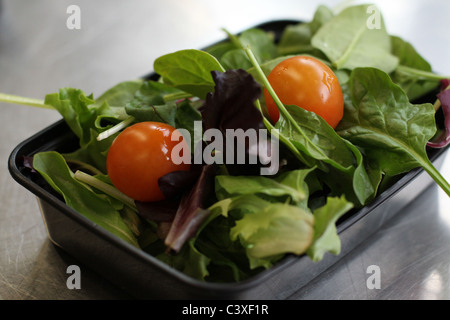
[254,99,313,167]
[222,28,243,49]
[244,47,293,123]
[0,92,53,109]
[66,158,104,175]
[96,116,135,141]
[419,159,450,197]
[245,48,302,131]
[396,65,450,82]
[433,83,450,112]
[74,170,138,212]
[163,91,193,103]
[434,99,442,112]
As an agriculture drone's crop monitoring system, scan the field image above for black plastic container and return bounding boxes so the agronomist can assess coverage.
[8,20,449,299]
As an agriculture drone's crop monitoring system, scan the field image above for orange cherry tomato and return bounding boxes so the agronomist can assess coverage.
[106,121,190,202]
[263,55,344,129]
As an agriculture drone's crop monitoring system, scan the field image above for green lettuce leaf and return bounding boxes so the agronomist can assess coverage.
[230,202,314,259]
[32,151,139,247]
[43,83,142,173]
[215,168,313,207]
[44,88,97,146]
[157,238,210,281]
[307,195,353,262]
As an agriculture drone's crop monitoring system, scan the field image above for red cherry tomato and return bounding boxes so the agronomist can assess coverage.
[106,121,190,202]
[263,55,344,129]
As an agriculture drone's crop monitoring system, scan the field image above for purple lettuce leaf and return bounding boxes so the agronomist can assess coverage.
[427,79,450,148]
[202,69,274,175]
[135,200,179,222]
[164,164,216,253]
[158,164,203,199]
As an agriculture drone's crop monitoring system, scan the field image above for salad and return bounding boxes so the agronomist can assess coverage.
[3,4,450,283]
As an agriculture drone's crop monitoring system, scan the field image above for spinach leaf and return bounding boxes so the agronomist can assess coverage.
[390,36,441,101]
[238,28,277,63]
[276,105,376,205]
[220,28,277,70]
[91,80,144,133]
[205,41,236,61]
[276,105,354,172]
[125,80,201,148]
[153,49,225,99]
[337,67,450,196]
[95,80,143,108]
[33,151,139,247]
[220,49,253,71]
[125,80,181,125]
[311,4,398,73]
[277,5,333,57]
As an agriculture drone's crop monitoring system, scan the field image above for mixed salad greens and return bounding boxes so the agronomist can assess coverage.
[4,4,450,282]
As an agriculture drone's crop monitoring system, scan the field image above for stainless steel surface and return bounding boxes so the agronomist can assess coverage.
[1,0,449,300]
